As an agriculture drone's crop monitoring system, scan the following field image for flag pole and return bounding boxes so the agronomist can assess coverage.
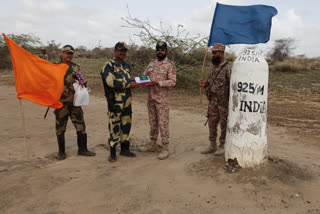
[18,99,30,159]
[200,46,209,104]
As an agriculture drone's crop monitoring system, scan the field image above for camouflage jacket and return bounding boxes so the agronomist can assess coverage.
[59,61,80,105]
[205,61,231,102]
[101,58,132,112]
[143,57,176,103]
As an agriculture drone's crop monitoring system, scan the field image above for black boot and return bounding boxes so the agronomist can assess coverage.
[56,134,66,160]
[120,141,136,157]
[77,132,96,156]
[108,145,117,162]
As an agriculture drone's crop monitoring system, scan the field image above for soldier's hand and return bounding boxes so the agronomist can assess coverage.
[130,81,139,88]
[149,81,159,86]
[199,79,205,87]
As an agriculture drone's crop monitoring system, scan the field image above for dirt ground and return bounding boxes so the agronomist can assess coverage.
[0,83,320,214]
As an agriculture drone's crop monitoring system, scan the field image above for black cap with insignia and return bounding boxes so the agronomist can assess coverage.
[115,42,128,51]
[156,41,167,50]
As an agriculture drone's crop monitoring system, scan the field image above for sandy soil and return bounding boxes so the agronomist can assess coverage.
[0,84,319,214]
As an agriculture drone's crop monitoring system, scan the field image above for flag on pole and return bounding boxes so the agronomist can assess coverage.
[208,3,278,46]
[2,33,68,109]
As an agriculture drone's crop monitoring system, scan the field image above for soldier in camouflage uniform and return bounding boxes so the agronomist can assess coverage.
[199,43,231,156]
[39,48,49,60]
[101,42,138,162]
[54,45,96,160]
[139,41,177,160]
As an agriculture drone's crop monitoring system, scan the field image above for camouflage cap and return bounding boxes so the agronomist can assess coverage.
[212,43,225,52]
[62,45,74,53]
[156,41,167,50]
[115,42,128,51]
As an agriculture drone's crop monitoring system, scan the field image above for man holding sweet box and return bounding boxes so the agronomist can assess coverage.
[139,41,176,160]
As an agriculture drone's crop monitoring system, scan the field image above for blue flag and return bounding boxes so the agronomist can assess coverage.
[208,3,278,46]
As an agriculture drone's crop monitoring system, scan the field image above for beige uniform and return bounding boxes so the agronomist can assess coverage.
[143,57,176,144]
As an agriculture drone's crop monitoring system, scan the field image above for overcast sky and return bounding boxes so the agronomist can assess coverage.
[1,0,319,57]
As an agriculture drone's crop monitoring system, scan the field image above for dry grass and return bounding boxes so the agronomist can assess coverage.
[270,57,320,73]
[269,69,320,101]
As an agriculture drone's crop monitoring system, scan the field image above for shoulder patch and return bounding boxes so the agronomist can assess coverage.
[105,59,114,67]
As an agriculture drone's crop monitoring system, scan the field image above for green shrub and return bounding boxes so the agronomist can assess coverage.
[0,33,41,70]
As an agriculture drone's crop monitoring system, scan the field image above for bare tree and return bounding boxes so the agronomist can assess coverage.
[121,7,208,72]
[268,38,296,62]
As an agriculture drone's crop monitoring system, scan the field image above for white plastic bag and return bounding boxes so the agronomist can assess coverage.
[73,81,89,106]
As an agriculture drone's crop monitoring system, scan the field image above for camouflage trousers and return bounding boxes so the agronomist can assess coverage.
[108,104,132,148]
[208,97,228,146]
[54,105,86,135]
[147,99,169,145]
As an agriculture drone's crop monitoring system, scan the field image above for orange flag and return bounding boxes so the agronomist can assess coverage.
[3,33,68,109]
